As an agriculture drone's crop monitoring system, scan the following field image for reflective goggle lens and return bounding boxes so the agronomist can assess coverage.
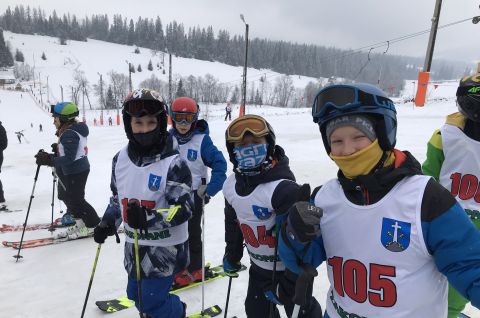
[227,116,269,141]
[125,100,164,117]
[313,87,356,116]
[172,112,196,124]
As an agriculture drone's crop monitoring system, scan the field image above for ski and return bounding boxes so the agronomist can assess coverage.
[2,233,93,249]
[0,207,22,213]
[187,304,222,317]
[458,314,471,318]
[0,218,64,233]
[96,264,247,314]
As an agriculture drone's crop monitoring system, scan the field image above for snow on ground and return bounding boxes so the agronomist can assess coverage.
[0,88,478,317]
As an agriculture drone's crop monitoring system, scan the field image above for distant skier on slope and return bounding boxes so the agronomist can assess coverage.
[169,96,227,287]
[222,114,322,317]
[423,74,480,318]
[34,102,100,238]
[93,89,193,318]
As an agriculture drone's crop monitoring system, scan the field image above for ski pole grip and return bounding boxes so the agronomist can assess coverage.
[292,264,318,306]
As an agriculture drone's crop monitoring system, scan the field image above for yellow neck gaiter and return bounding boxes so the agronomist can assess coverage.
[329,139,395,179]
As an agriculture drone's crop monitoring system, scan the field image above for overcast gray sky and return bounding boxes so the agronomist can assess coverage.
[0,0,479,62]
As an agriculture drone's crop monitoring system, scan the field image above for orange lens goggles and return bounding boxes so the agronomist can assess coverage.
[171,112,197,124]
[226,115,270,142]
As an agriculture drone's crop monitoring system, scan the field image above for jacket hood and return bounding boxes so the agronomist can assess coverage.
[69,122,89,137]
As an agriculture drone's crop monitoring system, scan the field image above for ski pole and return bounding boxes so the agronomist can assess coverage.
[268,234,279,318]
[133,229,144,318]
[201,200,206,314]
[14,164,41,261]
[49,168,57,232]
[223,276,233,318]
[292,264,318,318]
[80,243,102,318]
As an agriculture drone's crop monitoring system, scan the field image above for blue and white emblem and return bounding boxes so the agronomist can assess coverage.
[187,149,198,161]
[381,217,411,252]
[148,173,162,192]
[252,205,272,220]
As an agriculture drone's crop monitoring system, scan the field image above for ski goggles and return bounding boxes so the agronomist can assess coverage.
[124,100,165,117]
[170,112,198,125]
[226,115,270,142]
[312,86,395,123]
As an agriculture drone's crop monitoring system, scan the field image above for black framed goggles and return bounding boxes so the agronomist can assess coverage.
[312,86,395,122]
[124,100,165,117]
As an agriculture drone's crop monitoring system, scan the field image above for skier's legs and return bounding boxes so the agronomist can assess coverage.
[187,193,203,272]
[63,170,100,227]
[281,270,322,318]
[448,284,469,318]
[127,276,185,318]
[0,178,4,202]
[245,264,281,318]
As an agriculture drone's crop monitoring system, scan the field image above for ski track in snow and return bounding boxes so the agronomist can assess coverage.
[0,86,477,318]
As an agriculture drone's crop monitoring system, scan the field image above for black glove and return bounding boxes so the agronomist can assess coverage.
[51,143,58,154]
[93,220,117,244]
[285,201,323,243]
[35,150,54,166]
[126,200,148,232]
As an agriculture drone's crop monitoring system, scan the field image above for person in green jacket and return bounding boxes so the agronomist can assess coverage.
[422,74,480,318]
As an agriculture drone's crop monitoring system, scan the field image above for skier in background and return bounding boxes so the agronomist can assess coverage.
[225,103,232,121]
[34,102,100,237]
[93,89,193,318]
[14,130,24,143]
[423,74,480,318]
[169,96,227,287]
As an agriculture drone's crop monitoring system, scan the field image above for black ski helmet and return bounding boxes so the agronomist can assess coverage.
[456,74,480,122]
[225,114,276,169]
[122,88,168,148]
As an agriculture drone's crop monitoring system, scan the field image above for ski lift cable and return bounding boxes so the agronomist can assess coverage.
[217,16,474,87]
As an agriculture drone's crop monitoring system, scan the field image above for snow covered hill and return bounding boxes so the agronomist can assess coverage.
[4,30,320,107]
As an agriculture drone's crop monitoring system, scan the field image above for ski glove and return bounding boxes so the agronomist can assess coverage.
[285,201,323,243]
[126,200,148,232]
[93,220,116,244]
[51,143,58,154]
[34,150,54,167]
[222,255,241,278]
[196,184,209,201]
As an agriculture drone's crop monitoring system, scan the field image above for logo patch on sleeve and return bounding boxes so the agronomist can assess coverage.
[381,217,411,252]
[148,174,162,191]
[252,205,272,220]
[187,149,198,161]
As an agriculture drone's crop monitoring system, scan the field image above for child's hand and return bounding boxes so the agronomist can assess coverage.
[126,200,148,232]
[285,202,322,243]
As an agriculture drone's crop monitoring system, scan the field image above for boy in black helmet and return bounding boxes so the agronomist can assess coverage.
[35,102,100,237]
[423,74,480,318]
[222,114,321,318]
[93,89,193,318]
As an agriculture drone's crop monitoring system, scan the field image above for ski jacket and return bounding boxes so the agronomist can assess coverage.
[101,134,194,278]
[224,146,305,265]
[279,149,480,316]
[54,122,90,175]
[170,120,226,196]
[0,122,7,152]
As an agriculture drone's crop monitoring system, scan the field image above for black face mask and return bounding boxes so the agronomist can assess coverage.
[133,126,162,148]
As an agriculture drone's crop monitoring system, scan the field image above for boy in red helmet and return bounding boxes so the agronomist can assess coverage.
[169,97,227,286]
